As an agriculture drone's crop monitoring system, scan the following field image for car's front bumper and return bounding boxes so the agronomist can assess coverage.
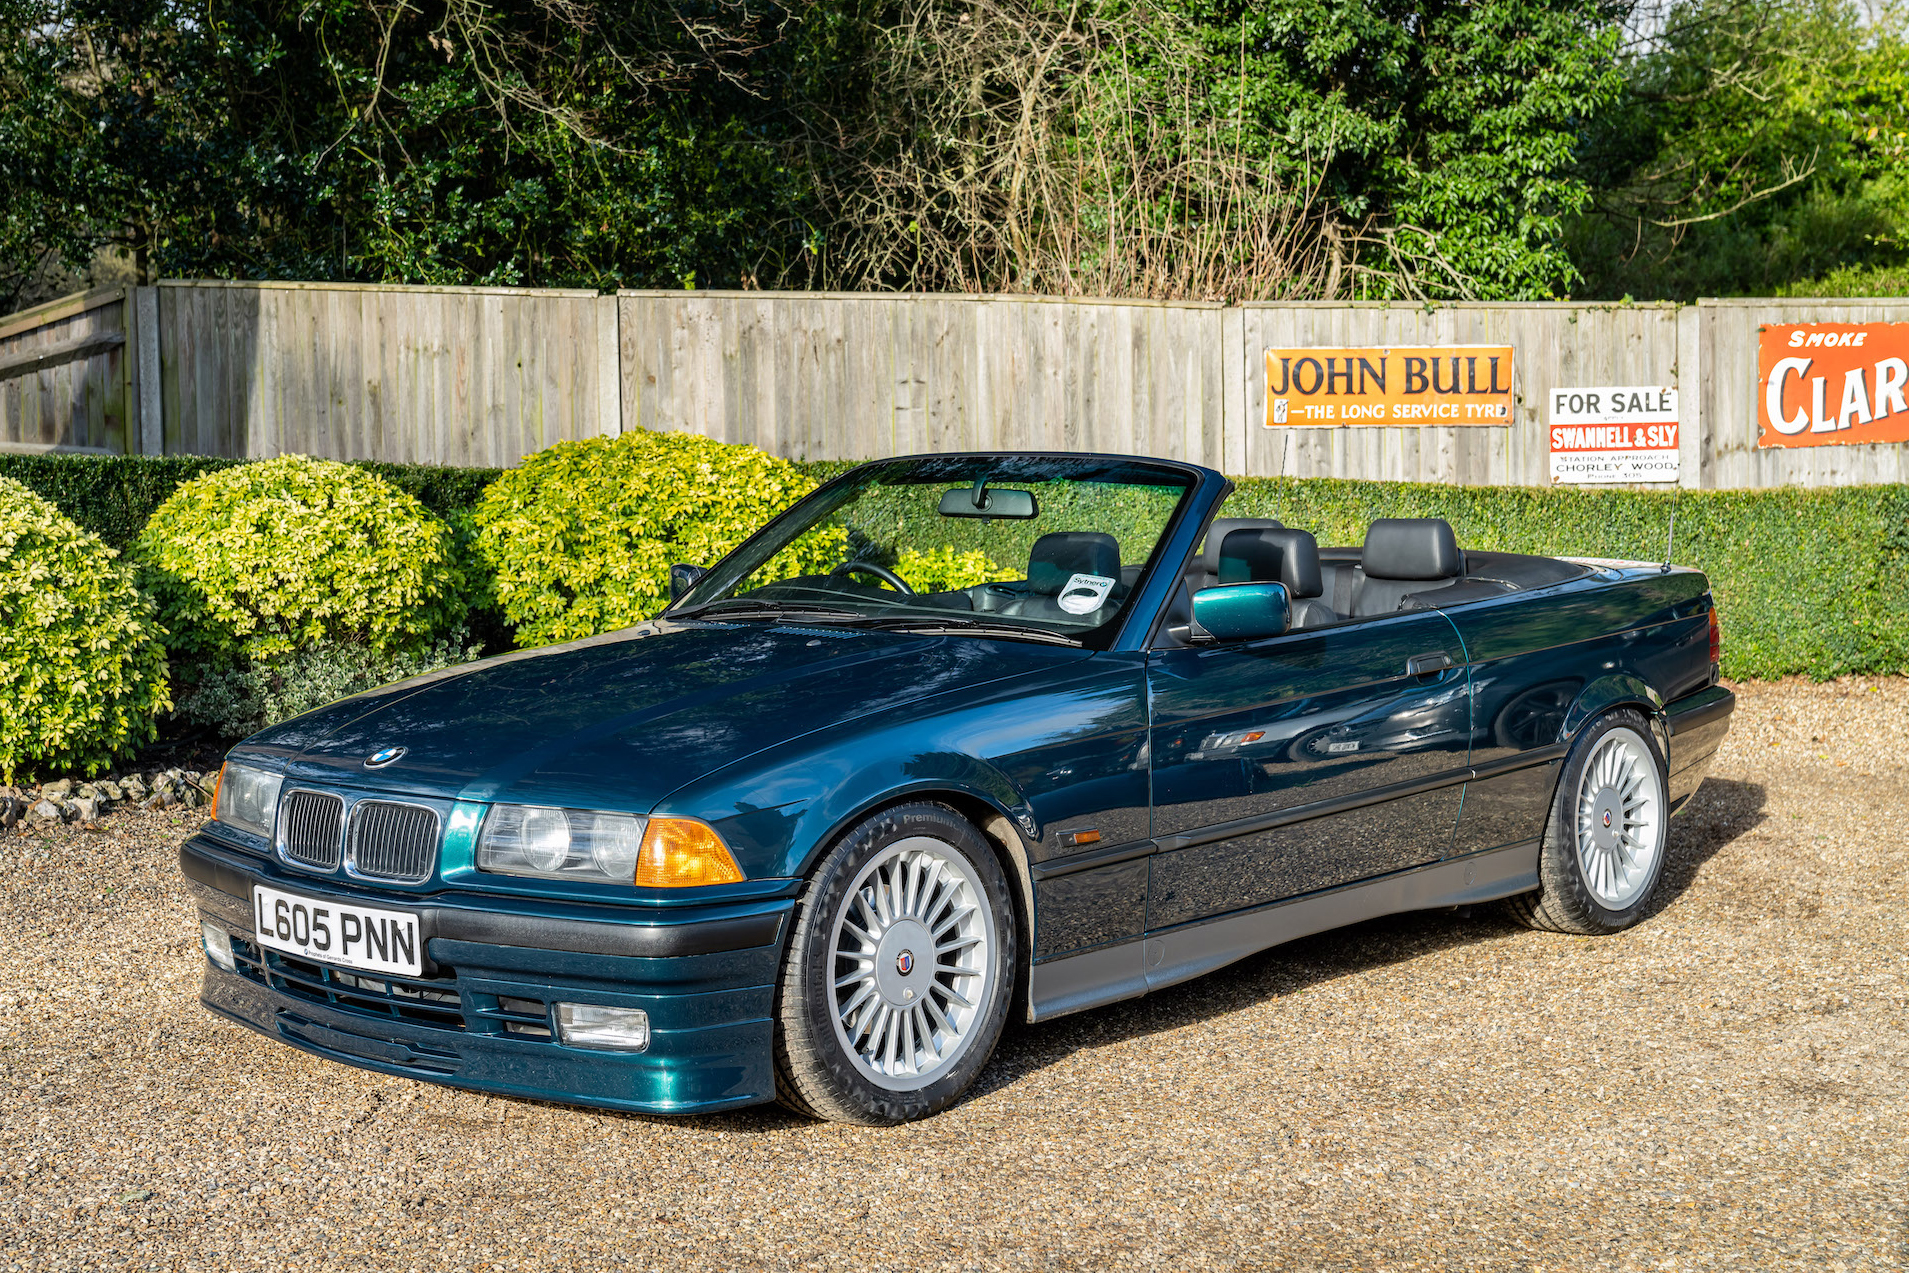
[181,835,793,1116]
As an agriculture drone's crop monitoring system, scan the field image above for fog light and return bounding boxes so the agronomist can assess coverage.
[555,1003,649,1052]
[202,921,235,971]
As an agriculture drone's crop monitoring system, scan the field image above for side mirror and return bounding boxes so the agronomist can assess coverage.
[1190,582,1291,643]
[669,563,708,601]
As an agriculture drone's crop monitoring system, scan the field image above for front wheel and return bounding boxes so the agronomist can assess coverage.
[773,802,1015,1124]
[1506,708,1670,935]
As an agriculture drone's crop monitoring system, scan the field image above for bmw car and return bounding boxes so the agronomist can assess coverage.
[182,452,1734,1124]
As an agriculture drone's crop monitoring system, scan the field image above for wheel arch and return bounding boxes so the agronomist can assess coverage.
[1560,673,1670,754]
[797,782,1037,1010]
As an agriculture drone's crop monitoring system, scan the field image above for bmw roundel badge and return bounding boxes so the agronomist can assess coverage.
[364,746,408,769]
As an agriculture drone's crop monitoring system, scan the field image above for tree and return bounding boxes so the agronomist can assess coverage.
[0,0,815,308]
[1570,0,1909,299]
[804,0,1629,300]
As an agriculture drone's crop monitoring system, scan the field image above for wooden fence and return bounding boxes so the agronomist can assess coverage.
[0,280,1903,487]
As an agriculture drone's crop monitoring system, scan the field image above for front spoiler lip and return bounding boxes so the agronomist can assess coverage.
[180,835,787,960]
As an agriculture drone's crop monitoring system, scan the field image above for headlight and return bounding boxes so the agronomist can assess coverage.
[478,805,646,882]
[476,806,745,886]
[212,762,283,841]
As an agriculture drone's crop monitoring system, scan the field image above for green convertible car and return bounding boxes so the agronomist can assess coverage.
[182,452,1733,1123]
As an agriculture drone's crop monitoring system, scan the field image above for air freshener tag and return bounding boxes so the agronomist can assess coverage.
[1057,572,1116,615]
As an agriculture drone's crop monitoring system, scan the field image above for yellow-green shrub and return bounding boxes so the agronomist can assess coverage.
[0,478,170,778]
[473,430,840,646]
[894,546,1018,593]
[134,455,465,662]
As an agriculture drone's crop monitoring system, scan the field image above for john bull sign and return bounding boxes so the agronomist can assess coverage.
[1548,386,1680,484]
[1263,345,1513,427]
[1759,322,1909,447]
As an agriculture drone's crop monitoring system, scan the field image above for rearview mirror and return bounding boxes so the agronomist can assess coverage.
[1191,582,1291,643]
[669,563,707,601]
[937,486,1038,519]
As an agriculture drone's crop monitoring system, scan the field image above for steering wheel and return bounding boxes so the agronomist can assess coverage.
[826,560,916,595]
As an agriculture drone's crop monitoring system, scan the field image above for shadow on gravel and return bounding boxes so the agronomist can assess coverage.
[485,778,1768,1131]
[970,775,1769,1101]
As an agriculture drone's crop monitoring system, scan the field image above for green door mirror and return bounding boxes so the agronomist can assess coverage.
[1191,582,1291,643]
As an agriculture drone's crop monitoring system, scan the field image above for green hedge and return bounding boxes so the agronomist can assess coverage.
[797,462,1909,682]
[0,454,502,549]
[0,451,1899,683]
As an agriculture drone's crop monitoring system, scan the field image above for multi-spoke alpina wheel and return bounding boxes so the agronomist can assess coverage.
[1574,728,1664,910]
[774,803,1014,1124]
[1506,708,1671,936]
[828,837,996,1089]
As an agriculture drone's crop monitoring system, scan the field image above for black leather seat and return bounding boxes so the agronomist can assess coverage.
[1218,527,1339,628]
[1352,518,1464,616]
[1013,531,1122,620]
[1188,517,1283,590]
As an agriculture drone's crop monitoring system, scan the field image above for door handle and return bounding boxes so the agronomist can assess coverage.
[1406,651,1454,677]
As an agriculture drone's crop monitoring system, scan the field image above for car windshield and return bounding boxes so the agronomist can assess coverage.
[672,456,1195,645]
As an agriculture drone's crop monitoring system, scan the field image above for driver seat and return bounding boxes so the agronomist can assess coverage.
[1012,532,1121,620]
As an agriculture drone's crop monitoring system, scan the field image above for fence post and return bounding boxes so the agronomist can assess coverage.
[596,293,622,438]
[133,286,162,456]
[1676,302,1703,489]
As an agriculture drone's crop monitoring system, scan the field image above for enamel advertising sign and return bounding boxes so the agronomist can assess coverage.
[1264,346,1513,427]
[1758,322,1909,447]
[1548,386,1680,484]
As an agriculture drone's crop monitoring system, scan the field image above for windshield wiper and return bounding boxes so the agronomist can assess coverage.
[676,600,870,624]
[855,616,1082,646]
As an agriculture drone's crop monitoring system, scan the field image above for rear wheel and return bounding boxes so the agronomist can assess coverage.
[1506,708,1669,935]
[773,802,1015,1124]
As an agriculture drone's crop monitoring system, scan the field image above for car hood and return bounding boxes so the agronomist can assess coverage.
[242,619,1089,810]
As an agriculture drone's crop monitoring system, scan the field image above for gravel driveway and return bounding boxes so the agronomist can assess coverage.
[2,678,1904,1271]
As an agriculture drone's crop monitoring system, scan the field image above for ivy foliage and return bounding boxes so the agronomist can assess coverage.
[134,456,466,662]
[0,477,171,779]
[471,431,841,647]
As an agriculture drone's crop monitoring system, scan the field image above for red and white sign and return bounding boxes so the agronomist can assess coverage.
[1548,386,1680,484]
[1758,322,1909,447]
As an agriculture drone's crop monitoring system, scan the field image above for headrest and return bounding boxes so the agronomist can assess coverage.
[1216,527,1324,598]
[1028,532,1120,596]
[1361,518,1463,581]
[1200,517,1283,577]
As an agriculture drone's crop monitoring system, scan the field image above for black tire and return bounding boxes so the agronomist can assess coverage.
[1505,707,1671,936]
[773,802,1016,1125]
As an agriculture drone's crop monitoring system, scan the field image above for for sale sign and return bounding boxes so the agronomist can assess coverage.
[1263,346,1513,427]
[1548,386,1680,484]
[1758,322,1909,447]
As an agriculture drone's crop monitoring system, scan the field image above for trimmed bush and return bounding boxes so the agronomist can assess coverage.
[0,453,502,550]
[472,430,841,646]
[894,546,1020,593]
[135,455,467,663]
[0,478,171,779]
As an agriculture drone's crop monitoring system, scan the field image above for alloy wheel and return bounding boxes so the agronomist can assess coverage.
[827,835,997,1091]
[1574,726,1665,910]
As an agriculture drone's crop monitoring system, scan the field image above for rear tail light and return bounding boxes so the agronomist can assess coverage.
[1708,606,1722,665]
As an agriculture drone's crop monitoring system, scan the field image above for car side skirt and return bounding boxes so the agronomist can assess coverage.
[1027,840,1540,1022]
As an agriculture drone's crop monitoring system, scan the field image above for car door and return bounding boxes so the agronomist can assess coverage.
[1145,609,1472,931]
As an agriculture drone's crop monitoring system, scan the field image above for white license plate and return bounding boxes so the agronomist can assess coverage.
[250,884,423,976]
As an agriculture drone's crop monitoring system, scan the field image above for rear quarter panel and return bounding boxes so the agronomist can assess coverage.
[1445,568,1714,855]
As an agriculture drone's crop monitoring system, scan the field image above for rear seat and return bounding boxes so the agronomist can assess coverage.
[1350,518,1465,615]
